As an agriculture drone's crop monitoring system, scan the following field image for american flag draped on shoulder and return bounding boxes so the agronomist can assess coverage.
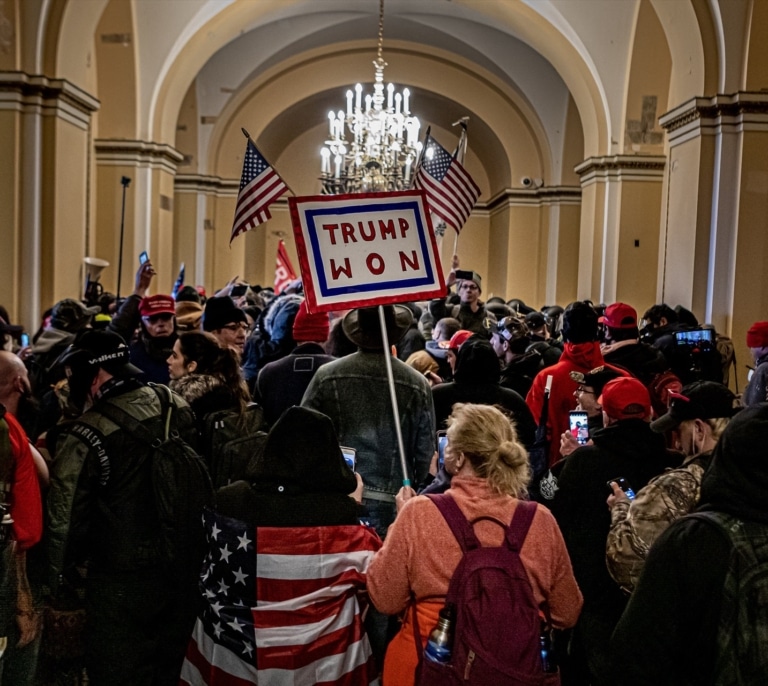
[230,138,290,243]
[413,133,480,234]
[180,509,382,686]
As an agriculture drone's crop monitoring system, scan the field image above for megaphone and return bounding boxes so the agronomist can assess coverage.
[83,257,110,305]
[84,256,109,282]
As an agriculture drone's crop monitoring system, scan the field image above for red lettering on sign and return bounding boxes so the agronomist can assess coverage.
[399,250,420,272]
[379,219,396,240]
[340,223,357,244]
[330,258,352,280]
[366,253,385,275]
[398,218,410,238]
[359,221,376,241]
[322,224,339,245]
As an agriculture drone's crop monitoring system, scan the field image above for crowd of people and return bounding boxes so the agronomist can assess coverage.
[0,256,766,686]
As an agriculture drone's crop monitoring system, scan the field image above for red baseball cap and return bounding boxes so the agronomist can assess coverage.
[600,302,637,329]
[598,377,651,420]
[747,321,768,348]
[139,294,176,317]
[448,329,473,351]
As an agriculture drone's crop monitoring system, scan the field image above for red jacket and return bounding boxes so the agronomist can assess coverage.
[5,412,43,550]
[526,342,627,467]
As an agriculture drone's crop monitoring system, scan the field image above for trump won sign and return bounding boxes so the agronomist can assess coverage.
[290,191,446,312]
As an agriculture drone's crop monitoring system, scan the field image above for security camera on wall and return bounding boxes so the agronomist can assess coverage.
[520,177,544,189]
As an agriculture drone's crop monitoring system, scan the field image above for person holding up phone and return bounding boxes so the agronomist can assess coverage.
[547,377,681,686]
[427,269,497,336]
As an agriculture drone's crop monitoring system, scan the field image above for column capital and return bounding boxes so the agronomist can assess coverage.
[0,71,99,128]
[95,139,184,174]
[575,155,666,186]
[660,92,768,145]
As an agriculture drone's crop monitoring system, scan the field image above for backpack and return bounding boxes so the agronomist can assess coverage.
[689,511,768,685]
[98,385,214,580]
[200,404,267,489]
[414,495,549,685]
[647,369,683,418]
[527,384,551,482]
[716,334,738,392]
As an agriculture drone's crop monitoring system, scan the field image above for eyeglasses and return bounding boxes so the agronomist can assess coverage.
[460,283,479,291]
[576,387,595,395]
[221,323,248,333]
[142,313,174,324]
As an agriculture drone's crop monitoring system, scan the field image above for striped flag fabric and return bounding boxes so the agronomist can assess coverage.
[413,134,480,234]
[180,509,382,686]
[230,139,289,243]
[274,240,297,295]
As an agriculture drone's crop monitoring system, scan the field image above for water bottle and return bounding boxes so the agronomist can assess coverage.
[424,604,455,664]
[540,624,557,673]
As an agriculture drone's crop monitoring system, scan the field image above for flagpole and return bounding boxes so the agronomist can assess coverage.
[378,305,410,488]
[116,176,131,300]
[450,117,469,260]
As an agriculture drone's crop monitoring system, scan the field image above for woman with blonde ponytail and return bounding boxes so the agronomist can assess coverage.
[367,403,583,686]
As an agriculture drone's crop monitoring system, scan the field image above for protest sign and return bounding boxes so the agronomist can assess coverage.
[289,191,445,312]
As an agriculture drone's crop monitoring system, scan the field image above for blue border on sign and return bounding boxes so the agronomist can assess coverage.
[303,200,435,297]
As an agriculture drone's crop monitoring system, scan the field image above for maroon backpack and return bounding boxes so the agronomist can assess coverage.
[414,495,549,685]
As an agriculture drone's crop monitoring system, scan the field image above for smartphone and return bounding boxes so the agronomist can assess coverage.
[569,410,589,446]
[607,477,636,500]
[437,430,448,468]
[231,284,248,297]
[20,333,29,348]
[341,446,356,472]
[139,251,149,265]
[455,269,474,282]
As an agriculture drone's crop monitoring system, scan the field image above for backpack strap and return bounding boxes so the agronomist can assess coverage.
[505,500,537,552]
[426,493,480,552]
[97,385,171,448]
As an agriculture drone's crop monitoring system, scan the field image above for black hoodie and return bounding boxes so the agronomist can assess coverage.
[431,335,536,449]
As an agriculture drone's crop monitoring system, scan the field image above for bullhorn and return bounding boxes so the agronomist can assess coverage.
[84,256,109,282]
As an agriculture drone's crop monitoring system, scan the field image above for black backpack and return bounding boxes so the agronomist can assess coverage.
[99,385,214,580]
[689,511,768,684]
[200,404,268,489]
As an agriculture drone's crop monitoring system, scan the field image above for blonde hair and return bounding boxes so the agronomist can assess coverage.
[446,403,531,497]
[704,416,730,442]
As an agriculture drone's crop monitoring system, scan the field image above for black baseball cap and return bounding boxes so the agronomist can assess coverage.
[569,365,623,396]
[650,381,739,433]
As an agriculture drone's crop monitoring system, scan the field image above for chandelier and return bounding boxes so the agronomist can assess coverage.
[319,0,422,195]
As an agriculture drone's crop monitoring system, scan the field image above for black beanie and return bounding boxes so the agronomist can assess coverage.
[562,301,598,343]
[202,296,247,332]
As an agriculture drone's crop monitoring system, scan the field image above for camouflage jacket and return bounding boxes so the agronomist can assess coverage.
[606,451,713,593]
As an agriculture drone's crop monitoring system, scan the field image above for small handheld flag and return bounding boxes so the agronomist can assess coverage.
[230,132,289,243]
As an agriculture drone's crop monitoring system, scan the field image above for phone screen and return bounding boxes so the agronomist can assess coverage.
[139,251,149,265]
[20,333,29,348]
[569,411,589,445]
[608,477,636,500]
[231,284,248,297]
[437,431,448,468]
[341,446,356,472]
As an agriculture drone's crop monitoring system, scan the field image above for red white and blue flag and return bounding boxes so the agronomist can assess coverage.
[230,139,289,243]
[274,240,297,295]
[180,509,382,686]
[413,134,480,234]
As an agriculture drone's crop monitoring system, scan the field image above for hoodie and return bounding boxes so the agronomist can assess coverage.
[431,336,536,449]
[526,341,622,467]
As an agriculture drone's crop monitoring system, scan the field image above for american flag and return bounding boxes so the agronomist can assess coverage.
[230,139,289,243]
[180,509,382,686]
[413,134,480,234]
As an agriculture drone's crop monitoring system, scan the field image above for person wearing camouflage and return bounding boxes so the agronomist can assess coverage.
[605,381,738,594]
[612,403,768,683]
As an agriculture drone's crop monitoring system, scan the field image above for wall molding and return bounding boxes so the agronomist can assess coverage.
[575,155,666,186]
[0,72,99,129]
[660,92,768,145]
[95,139,184,174]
